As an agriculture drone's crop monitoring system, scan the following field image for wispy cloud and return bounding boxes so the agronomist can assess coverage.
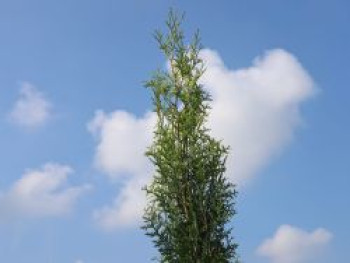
[88,48,316,229]
[9,82,52,128]
[257,224,333,263]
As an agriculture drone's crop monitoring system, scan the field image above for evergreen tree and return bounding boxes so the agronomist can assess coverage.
[143,10,239,263]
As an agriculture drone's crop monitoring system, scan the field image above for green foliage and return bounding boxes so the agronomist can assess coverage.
[143,10,239,263]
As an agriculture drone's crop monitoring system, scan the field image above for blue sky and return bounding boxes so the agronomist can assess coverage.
[0,0,349,262]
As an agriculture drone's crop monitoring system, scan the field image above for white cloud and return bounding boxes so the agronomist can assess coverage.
[9,82,52,128]
[88,110,156,179]
[93,176,149,229]
[89,48,316,229]
[88,110,155,229]
[201,49,315,184]
[0,163,91,220]
[257,224,333,263]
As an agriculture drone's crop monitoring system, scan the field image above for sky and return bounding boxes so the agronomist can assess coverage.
[0,0,349,262]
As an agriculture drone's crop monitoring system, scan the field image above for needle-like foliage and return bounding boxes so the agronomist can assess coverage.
[143,10,239,263]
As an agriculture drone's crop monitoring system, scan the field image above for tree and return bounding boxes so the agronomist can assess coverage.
[143,10,239,263]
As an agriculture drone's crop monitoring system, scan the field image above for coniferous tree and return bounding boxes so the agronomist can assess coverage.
[143,10,239,263]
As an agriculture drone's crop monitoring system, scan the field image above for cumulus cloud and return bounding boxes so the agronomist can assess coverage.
[88,110,155,229]
[201,49,315,184]
[0,163,90,220]
[88,110,156,179]
[9,82,52,128]
[257,224,333,263]
[93,176,149,229]
[89,48,316,229]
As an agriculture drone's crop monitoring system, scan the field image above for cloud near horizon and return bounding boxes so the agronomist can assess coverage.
[257,224,333,263]
[89,48,316,229]
[9,82,52,128]
[0,163,91,221]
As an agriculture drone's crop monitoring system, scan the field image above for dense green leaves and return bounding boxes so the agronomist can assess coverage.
[143,10,239,263]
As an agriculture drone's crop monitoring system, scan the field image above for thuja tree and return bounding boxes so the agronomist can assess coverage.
[143,10,239,263]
